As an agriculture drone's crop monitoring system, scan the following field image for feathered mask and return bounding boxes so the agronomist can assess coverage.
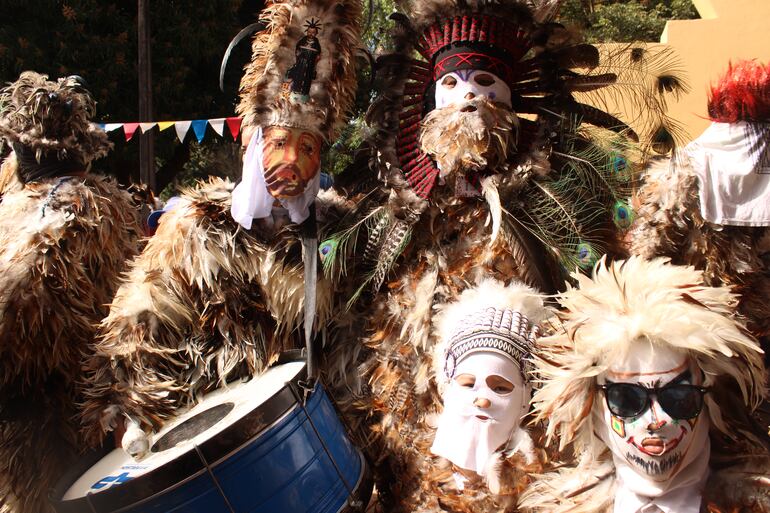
[0,71,111,167]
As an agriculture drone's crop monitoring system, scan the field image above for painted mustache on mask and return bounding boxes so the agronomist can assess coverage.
[263,164,307,198]
[419,97,519,177]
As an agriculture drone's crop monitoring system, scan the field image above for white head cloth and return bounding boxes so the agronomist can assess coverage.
[230,126,320,229]
[690,121,770,226]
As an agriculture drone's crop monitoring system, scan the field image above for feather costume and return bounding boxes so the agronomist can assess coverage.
[80,0,363,448]
[520,257,770,513]
[0,73,143,513]
[319,1,685,510]
[80,179,353,442]
[630,60,770,340]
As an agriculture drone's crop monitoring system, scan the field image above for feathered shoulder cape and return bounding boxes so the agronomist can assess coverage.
[80,177,348,444]
[0,155,143,513]
[0,157,142,396]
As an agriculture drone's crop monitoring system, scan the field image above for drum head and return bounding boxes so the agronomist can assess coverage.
[60,359,306,504]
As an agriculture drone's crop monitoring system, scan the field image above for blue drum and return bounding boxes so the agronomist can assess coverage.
[52,357,371,513]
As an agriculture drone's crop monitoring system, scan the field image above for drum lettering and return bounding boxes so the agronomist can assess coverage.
[91,472,133,491]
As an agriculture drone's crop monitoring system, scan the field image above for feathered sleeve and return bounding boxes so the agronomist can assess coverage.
[0,175,141,400]
[629,155,700,259]
[78,179,292,446]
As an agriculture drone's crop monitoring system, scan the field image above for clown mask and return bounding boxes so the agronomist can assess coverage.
[262,126,322,199]
[434,70,512,109]
[596,340,710,497]
[431,351,530,475]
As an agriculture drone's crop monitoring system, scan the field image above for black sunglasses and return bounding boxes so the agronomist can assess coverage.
[598,382,709,420]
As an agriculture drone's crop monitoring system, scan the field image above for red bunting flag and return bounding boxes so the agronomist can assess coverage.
[123,123,140,141]
[226,117,242,140]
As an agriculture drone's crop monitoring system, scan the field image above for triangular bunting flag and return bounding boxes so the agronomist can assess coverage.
[123,123,140,142]
[157,121,175,132]
[209,118,225,137]
[104,123,123,133]
[139,122,157,133]
[191,120,207,143]
[175,120,192,143]
[226,117,242,140]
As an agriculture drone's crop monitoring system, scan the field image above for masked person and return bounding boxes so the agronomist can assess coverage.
[319,0,684,510]
[0,72,143,513]
[79,0,363,456]
[521,257,770,513]
[419,280,545,512]
[630,60,770,344]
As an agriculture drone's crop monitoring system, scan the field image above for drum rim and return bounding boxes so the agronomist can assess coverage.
[52,354,309,511]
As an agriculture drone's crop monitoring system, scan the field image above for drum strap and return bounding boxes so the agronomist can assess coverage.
[301,204,318,382]
[289,383,363,510]
[194,445,237,513]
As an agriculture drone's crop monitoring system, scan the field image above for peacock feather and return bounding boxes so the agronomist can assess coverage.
[504,120,641,273]
[319,205,386,282]
[573,43,690,154]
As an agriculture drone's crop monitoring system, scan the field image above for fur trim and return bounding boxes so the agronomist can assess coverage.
[0,173,142,393]
[0,72,111,164]
[80,177,338,444]
[343,208,553,512]
[236,0,362,142]
[0,385,81,513]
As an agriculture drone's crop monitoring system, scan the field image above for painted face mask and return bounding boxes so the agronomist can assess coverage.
[262,126,322,199]
[434,70,512,109]
[596,341,711,498]
[431,351,529,475]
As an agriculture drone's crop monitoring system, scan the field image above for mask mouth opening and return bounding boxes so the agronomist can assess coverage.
[461,105,478,113]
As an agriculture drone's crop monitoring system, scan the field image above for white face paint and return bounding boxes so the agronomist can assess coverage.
[597,341,710,491]
[431,351,529,475]
[434,70,512,109]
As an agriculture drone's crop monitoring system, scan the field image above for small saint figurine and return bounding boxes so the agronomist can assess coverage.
[286,18,322,100]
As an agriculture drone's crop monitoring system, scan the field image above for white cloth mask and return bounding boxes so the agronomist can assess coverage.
[431,351,529,475]
[434,70,512,109]
[595,341,711,507]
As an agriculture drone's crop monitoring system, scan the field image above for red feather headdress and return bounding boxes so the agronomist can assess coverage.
[708,60,770,123]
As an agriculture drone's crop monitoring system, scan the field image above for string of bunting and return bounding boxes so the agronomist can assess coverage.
[97,117,243,143]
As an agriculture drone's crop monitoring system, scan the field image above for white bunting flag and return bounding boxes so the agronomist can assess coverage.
[175,120,192,143]
[139,122,157,133]
[208,118,225,137]
[104,123,123,133]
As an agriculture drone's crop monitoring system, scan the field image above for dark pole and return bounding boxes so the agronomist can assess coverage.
[138,0,156,191]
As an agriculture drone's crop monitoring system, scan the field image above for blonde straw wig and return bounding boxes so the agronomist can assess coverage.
[532,256,766,460]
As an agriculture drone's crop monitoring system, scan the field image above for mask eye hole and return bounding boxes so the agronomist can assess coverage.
[486,375,514,394]
[454,373,475,388]
[473,73,496,87]
[441,75,457,89]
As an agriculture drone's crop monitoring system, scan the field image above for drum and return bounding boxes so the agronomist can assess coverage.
[52,356,371,513]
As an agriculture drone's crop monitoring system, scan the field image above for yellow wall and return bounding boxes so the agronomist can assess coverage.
[660,0,770,141]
